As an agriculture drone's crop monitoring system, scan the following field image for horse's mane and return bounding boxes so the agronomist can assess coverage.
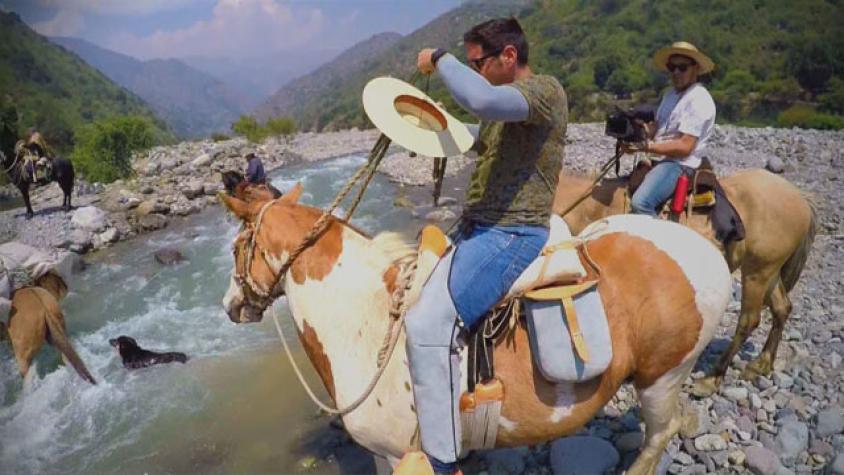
[369,232,415,264]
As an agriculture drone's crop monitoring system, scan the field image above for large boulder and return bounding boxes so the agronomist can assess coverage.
[71,206,107,232]
[550,436,620,475]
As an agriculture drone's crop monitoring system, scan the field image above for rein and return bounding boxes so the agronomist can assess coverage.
[1,149,20,176]
[234,133,411,416]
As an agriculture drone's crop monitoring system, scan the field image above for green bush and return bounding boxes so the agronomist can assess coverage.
[70,115,156,183]
[819,77,844,114]
[210,132,230,142]
[231,115,297,143]
[265,117,297,138]
[777,104,844,130]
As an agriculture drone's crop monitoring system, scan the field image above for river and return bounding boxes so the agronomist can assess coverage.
[0,154,416,474]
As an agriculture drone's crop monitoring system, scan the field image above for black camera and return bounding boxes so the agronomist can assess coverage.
[605,105,655,143]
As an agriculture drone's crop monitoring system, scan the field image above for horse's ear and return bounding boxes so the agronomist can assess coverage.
[280,182,303,205]
[218,192,253,220]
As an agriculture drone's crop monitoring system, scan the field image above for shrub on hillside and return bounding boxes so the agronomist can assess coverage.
[70,115,156,183]
[210,132,230,142]
[777,104,844,130]
[819,77,844,115]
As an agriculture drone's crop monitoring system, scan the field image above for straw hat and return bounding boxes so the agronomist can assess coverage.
[362,77,473,158]
[653,41,714,74]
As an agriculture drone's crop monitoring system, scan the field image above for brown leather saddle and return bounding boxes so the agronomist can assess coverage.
[628,157,745,243]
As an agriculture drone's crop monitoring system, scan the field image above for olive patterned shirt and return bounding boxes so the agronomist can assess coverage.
[463,74,568,226]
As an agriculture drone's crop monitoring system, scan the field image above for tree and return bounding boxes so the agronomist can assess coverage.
[70,115,155,183]
[819,77,844,115]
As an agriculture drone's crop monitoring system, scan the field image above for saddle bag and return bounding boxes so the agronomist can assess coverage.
[524,282,612,383]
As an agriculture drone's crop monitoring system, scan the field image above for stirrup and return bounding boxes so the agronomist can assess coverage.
[394,451,463,475]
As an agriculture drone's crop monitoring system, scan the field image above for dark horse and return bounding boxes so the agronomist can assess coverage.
[0,126,74,219]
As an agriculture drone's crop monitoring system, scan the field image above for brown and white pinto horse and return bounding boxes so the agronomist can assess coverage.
[554,168,815,394]
[220,184,731,475]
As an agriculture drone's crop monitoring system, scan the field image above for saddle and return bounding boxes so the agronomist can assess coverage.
[628,157,745,243]
[407,217,613,452]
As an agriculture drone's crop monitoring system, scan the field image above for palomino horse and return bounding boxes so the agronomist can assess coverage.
[219,185,731,474]
[4,272,96,384]
[554,168,815,393]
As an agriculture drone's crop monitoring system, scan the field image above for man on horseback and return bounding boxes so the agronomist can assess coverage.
[621,42,716,216]
[406,18,567,474]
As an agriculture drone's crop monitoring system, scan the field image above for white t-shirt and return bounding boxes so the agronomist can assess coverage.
[654,83,716,169]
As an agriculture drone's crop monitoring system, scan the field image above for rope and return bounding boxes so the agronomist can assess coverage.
[270,254,417,415]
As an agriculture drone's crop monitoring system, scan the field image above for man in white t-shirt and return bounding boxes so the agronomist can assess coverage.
[622,41,717,216]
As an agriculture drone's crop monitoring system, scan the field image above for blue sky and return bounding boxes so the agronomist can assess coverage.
[3,0,462,60]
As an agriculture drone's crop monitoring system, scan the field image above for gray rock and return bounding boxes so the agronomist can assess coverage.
[154,248,187,266]
[776,420,809,466]
[817,406,844,437]
[181,180,205,200]
[745,446,785,475]
[615,432,643,452]
[695,434,728,452]
[830,453,844,475]
[98,227,120,244]
[70,206,107,232]
[774,372,795,390]
[192,153,213,167]
[723,386,749,404]
[766,155,785,173]
[424,208,456,222]
[809,439,834,456]
[549,436,620,475]
[136,200,170,216]
[137,214,168,232]
[484,447,526,475]
[67,229,92,254]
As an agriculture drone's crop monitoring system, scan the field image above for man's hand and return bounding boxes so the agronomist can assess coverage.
[620,140,648,155]
[417,48,437,75]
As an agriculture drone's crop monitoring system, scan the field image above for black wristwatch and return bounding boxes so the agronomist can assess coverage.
[431,48,448,67]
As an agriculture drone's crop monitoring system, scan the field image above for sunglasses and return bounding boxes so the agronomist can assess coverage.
[667,62,694,73]
[469,48,503,71]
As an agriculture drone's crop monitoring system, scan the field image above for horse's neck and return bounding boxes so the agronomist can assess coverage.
[284,227,401,389]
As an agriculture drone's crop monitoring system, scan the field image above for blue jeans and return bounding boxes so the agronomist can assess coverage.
[630,160,692,216]
[403,222,548,466]
[449,223,548,328]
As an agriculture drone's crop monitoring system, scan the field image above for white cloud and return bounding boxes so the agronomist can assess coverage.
[31,7,85,36]
[106,0,326,60]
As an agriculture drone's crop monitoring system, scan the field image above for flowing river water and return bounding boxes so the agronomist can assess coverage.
[0,154,417,474]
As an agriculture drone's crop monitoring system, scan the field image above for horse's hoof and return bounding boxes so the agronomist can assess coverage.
[741,358,772,380]
[690,376,720,398]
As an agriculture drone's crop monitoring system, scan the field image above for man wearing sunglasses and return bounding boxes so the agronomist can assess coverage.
[621,41,716,216]
[403,17,567,475]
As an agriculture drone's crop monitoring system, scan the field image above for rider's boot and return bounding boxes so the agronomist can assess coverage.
[404,251,463,475]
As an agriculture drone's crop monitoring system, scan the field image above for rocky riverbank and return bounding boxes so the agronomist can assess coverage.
[1,123,842,474]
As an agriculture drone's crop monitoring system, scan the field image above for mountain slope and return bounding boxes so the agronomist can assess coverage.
[51,36,251,138]
[253,32,403,127]
[0,10,169,152]
[255,0,844,130]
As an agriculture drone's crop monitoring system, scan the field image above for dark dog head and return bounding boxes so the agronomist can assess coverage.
[109,335,139,353]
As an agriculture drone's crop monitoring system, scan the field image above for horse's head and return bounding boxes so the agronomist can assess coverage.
[220,183,304,323]
[221,170,280,202]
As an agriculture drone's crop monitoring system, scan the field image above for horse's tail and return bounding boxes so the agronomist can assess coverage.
[37,289,97,385]
[780,199,817,292]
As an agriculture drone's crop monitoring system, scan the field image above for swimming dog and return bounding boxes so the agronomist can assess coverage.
[109,335,188,369]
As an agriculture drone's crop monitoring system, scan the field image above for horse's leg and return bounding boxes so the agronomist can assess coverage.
[743,279,790,379]
[627,362,690,475]
[692,268,774,396]
[20,185,34,218]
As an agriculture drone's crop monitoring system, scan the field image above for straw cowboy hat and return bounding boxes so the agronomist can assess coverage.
[362,77,473,158]
[653,41,715,74]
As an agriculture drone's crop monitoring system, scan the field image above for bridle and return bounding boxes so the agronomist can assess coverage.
[231,198,287,312]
